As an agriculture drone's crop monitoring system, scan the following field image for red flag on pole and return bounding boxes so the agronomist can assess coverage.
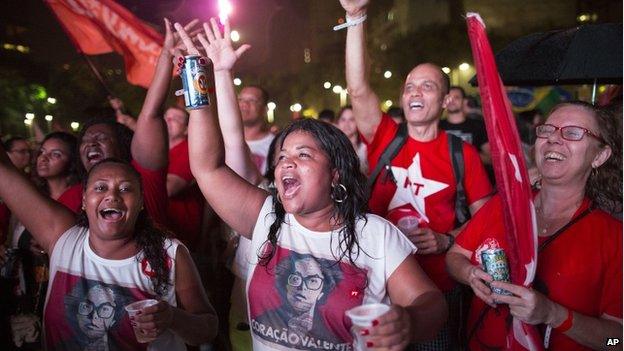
[45,0,163,88]
[465,13,542,351]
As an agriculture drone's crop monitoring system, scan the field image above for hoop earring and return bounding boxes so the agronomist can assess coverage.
[331,183,348,203]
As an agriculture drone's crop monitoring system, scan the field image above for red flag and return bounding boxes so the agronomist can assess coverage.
[45,0,163,88]
[466,13,542,351]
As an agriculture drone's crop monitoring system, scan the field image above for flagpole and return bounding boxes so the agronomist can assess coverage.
[43,0,114,97]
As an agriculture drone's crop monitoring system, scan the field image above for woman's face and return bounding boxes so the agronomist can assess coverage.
[274,131,336,215]
[83,163,143,240]
[336,109,356,139]
[37,138,71,179]
[534,105,611,186]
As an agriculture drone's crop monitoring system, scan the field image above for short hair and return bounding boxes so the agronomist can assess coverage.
[318,109,335,123]
[244,85,270,106]
[449,86,466,98]
[3,136,27,151]
[387,107,405,120]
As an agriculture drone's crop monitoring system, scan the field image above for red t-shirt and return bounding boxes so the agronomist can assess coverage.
[130,160,169,228]
[456,195,623,351]
[166,140,204,248]
[57,183,83,214]
[366,115,492,291]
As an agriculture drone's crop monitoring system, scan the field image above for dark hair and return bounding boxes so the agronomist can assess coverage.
[386,107,405,121]
[318,109,336,123]
[244,85,270,106]
[549,101,622,213]
[264,131,283,182]
[76,158,172,296]
[274,252,343,306]
[3,136,27,151]
[259,119,368,268]
[78,117,134,177]
[33,132,81,194]
[449,86,466,98]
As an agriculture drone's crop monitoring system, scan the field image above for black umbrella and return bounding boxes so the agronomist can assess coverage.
[470,23,623,96]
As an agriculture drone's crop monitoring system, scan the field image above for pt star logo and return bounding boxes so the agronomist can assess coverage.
[388,153,449,218]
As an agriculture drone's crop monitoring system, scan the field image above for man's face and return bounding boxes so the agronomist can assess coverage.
[80,124,121,171]
[77,285,117,339]
[164,107,188,140]
[6,140,31,171]
[285,258,325,314]
[401,64,448,126]
[238,87,266,126]
[446,88,464,114]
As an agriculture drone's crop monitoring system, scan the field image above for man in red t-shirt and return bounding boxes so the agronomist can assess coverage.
[340,1,492,349]
[164,106,205,249]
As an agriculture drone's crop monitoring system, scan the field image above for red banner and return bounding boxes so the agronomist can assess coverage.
[45,0,163,88]
[466,13,542,351]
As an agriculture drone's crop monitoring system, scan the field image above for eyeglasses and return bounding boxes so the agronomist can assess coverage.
[287,272,323,291]
[535,124,605,143]
[78,301,115,319]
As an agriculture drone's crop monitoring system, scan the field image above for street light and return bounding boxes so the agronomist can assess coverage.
[384,70,392,79]
[230,30,240,42]
[71,122,80,131]
[267,102,276,123]
[459,63,470,71]
[332,85,343,94]
[24,119,32,126]
[384,100,393,108]
[47,97,57,104]
[323,82,331,89]
[442,67,451,74]
[25,113,35,120]
[45,115,53,122]
[291,103,302,112]
[233,78,242,86]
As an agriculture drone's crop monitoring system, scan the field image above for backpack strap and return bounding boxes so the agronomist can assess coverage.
[448,133,470,227]
[366,122,408,196]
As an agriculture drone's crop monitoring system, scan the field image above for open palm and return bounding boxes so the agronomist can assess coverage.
[198,18,250,72]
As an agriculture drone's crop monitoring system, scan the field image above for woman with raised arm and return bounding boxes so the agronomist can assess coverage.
[177,19,447,351]
[0,20,218,351]
[446,101,622,350]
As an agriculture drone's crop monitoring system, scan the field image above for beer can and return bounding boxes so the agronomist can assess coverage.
[480,248,512,295]
[180,55,210,109]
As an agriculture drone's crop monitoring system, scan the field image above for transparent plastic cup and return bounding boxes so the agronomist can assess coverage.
[345,303,391,350]
[387,207,427,235]
[125,299,158,343]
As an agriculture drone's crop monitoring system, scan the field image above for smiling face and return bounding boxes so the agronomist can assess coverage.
[37,138,72,179]
[285,258,325,313]
[401,63,449,126]
[535,104,611,187]
[274,131,335,215]
[80,124,122,171]
[83,162,143,241]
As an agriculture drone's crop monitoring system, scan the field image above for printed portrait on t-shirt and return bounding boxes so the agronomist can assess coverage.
[45,272,149,351]
[248,248,367,350]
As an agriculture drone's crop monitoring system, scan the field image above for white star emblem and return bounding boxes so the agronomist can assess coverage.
[387,153,449,221]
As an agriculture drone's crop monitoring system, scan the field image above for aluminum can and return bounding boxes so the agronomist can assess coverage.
[481,248,512,295]
[180,55,210,109]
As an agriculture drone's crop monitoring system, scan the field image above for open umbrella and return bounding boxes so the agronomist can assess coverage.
[470,23,623,101]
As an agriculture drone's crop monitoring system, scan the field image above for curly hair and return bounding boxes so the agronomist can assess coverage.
[33,132,81,195]
[78,117,134,178]
[258,119,368,269]
[549,101,622,213]
[76,158,172,296]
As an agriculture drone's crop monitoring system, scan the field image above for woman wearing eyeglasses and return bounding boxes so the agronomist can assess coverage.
[446,101,622,350]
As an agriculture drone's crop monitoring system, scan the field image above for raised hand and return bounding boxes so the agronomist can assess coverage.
[197,18,251,72]
[338,0,369,17]
[164,18,201,56]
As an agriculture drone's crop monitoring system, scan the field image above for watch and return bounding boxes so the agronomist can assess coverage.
[444,233,455,251]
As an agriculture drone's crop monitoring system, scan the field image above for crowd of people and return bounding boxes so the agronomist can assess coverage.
[0,1,621,350]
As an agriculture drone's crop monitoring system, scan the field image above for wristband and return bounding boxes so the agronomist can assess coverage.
[554,308,573,333]
[444,233,455,251]
[333,13,367,31]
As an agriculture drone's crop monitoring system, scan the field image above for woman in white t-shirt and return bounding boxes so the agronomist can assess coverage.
[177,19,447,351]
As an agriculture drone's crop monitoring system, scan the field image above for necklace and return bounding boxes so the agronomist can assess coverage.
[535,197,582,235]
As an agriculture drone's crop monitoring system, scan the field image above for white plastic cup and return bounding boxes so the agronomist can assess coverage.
[345,303,391,350]
[397,216,421,234]
[125,299,158,343]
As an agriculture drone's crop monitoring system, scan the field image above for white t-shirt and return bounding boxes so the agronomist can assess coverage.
[246,196,416,351]
[43,226,186,351]
[246,133,276,175]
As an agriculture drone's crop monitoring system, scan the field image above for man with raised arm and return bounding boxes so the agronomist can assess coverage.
[339,1,493,349]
